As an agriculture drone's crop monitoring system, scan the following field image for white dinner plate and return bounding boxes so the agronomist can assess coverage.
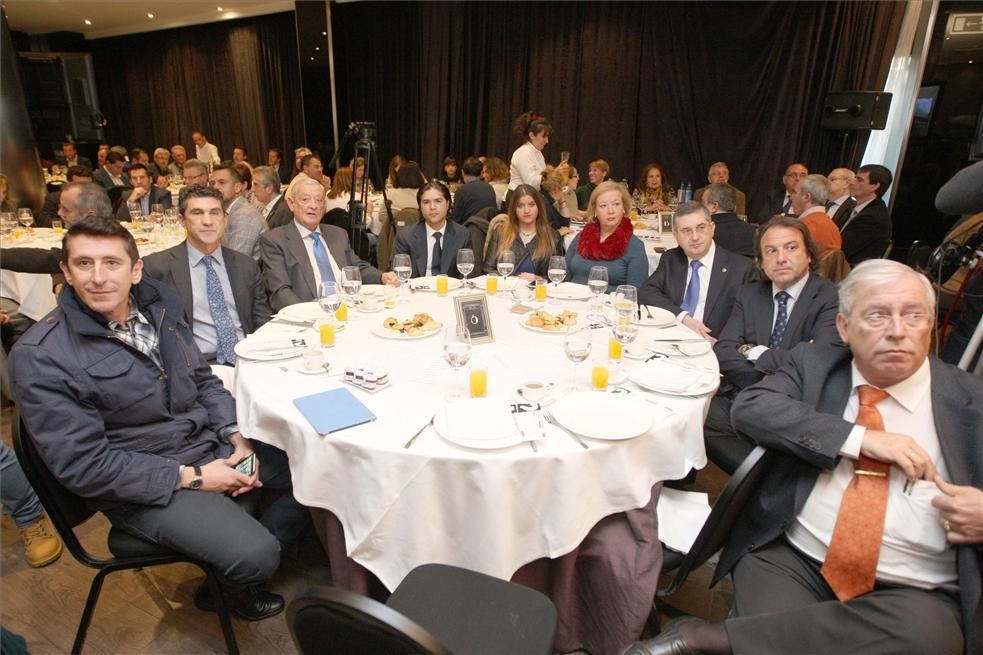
[470,275,523,292]
[235,337,308,361]
[518,314,577,334]
[370,321,443,340]
[633,306,676,328]
[549,392,653,440]
[276,301,348,326]
[408,276,463,292]
[432,401,525,450]
[549,282,592,301]
[648,340,713,358]
[630,359,718,396]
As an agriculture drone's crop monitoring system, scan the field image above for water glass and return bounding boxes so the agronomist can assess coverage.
[497,251,516,290]
[318,281,341,324]
[588,266,608,314]
[393,253,413,303]
[17,208,34,232]
[563,325,592,391]
[614,285,638,326]
[443,325,472,399]
[341,266,362,306]
[547,256,566,305]
[456,249,475,290]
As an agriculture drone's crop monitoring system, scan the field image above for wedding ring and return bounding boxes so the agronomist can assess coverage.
[943,520,951,532]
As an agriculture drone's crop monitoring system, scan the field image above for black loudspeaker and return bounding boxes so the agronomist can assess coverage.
[821,91,893,130]
[19,52,104,143]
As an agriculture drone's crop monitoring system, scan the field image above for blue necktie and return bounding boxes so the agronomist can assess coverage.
[768,291,791,348]
[680,260,702,317]
[781,196,792,215]
[309,232,336,283]
[203,255,237,364]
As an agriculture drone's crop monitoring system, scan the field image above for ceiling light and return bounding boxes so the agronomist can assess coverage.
[315,47,320,51]
[84,19,92,25]
[147,13,155,19]
[310,56,314,61]
[217,6,224,11]
[322,31,327,36]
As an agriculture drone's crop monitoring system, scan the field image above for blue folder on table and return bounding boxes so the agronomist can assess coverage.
[293,387,377,435]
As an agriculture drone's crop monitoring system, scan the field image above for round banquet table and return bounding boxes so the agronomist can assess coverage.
[234,282,716,654]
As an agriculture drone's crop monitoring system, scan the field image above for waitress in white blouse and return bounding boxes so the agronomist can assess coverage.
[508,111,553,193]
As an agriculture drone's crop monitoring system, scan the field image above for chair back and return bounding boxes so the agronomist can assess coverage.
[483,214,509,261]
[473,206,500,222]
[376,208,422,272]
[287,586,450,655]
[462,215,490,264]
[11,411,105,569]
[388,563,557,655]
[818,248,851,283]
[657,446,773,597]
[882,240,894,259]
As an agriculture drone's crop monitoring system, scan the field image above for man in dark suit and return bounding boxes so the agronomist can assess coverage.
[39,165,92,227]
[705,217,840,473]
[450,157,498,224]
[639,202,757,341]
[827,167,855,227]
[261,178,395,312]
[56,142,92,170]
[701,183,754,258]
[752,162,808,224]
[252,166,292,229]
[394,181,473,278]
[267,148,292,185]
[92,151,129,190]
[633,260,983,655]
[142,185,270,364]
[841,164,893,266]
[113,163,171,219]
[693,162,747,216]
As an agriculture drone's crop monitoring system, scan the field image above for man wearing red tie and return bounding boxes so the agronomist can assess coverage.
[627,260,983,655]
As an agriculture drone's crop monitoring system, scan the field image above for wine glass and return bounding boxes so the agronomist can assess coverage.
[456,249,475,291]
[614,285,638,326]
[563,326,592,391]
[341,266,362,308]
[587,266,609,315]
[497,251,515,294]
[17,208,34,234]
[318,281,341,325]
[0,214,14,239]
[393,253,413,304]
[443,325,472,400]
[611,321,639,373]
[547,256,566,305]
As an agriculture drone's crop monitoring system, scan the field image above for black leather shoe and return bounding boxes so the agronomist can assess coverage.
[618,616,706,655]
[195,582,285,621]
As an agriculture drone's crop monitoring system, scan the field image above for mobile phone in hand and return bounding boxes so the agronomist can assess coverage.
[235,454,256,477]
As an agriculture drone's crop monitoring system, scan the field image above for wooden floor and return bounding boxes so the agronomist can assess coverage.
[1,402,732,654]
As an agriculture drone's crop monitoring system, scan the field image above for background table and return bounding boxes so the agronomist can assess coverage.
[235,284,715,653]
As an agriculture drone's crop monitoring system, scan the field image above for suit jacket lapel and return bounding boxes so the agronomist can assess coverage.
[288,228,318,299]
[670,249,688,305]
[930,359,979,487]
[780,274,819,346]
[412,224,429,277]
[704,250,730,323]
[753,283,774,344]
[167,246,194,325]
[223,248,252,332]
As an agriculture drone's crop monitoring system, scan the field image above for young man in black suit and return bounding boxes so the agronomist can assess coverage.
[450,157,498,224]
[639,202,757,342]
[393,181,472,278]
[840,164,893,266]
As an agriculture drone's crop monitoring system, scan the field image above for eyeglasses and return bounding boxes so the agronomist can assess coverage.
[676,223,710,237]
[859,311,932,329]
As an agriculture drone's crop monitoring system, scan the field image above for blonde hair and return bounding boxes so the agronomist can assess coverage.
[586,180,632,224]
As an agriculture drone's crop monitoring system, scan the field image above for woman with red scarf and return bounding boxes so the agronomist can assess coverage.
[565,181,648,292]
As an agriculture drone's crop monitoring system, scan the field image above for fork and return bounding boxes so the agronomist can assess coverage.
[542,410,589,450]
[644,305,654,319]
[403,413,435,449]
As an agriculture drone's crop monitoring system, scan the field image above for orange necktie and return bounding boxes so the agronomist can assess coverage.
[821,385,890,601]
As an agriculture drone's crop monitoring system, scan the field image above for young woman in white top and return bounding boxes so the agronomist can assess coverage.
[508,112,553,191]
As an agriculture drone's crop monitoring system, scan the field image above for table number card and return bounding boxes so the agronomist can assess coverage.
[659,211,673,233]
[454,293,494,344]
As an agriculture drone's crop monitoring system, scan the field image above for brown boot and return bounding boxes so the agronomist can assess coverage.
[21,515,63,568]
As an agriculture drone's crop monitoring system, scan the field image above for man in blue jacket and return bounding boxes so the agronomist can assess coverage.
[9,216,289,620]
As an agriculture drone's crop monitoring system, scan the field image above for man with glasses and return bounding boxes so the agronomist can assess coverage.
[632,259,983,655]
[826,167,856,227]
[753,162,808,224]
[639,202,756,342]
[182,159,210,187]
[841,164,894,267]
[693,162,747,217]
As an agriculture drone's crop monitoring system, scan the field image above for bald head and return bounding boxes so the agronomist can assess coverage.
[827,168,855,199]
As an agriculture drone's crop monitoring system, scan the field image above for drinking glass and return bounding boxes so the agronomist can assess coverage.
[0,214,14,239]
[587,266,609,314]
[341,266,362,307]
[443,325,472,399]
[318,281,341,325]
[547,256,566,305]
[393,253,413,304]
[456,249,475,291]
[614,285,638,326]
[563,325,592,391]
[17,208,34,233]
[127,202,142,225]
[497,251,515,293]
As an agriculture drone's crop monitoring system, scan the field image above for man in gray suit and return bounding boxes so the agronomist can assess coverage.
[210,162,267,260]
[393,181,473,278]
[705,217,840,473]
[114,163,172,219]
[632,260,983,655]
[142,185,270,364]
[261,178,396,313]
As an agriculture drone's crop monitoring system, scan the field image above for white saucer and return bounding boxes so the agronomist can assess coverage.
[296,363,330,375]
[512,388,557,405]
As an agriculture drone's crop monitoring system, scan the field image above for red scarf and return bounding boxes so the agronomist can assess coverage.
[576,218,634,261]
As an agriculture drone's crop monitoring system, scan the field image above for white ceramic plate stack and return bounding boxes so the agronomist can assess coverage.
[633,305,676,328]
[646,340,712,357]
[276,301,346,328]
[629,359,718,396]
[234,336,309,361]
[549,392,654,440]
[433,399,527,450]
[549,282,592,301]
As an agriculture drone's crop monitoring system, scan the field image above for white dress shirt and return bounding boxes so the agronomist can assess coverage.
[787,360,957,590]
[294,221,342,286]
[677,241,716,324]
[424,221,446,276]
[262,194,283,218]
[746,272,810,360]
[187,243,245,358]
[827,193,851,215]
[196,142,221,167]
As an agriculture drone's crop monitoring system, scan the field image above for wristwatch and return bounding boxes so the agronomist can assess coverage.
[189,465,203,490]
[738,344,756,359]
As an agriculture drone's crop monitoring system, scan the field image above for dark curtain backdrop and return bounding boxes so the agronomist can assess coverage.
[332,1,904,216]
[88,12,303,165]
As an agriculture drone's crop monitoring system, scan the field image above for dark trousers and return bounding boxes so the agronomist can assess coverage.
[725,539,964,655]
[103,442,309,592]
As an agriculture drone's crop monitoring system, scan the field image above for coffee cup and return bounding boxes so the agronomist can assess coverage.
[519,381,553,402]
[362,294,380,312]
[302,349,324,372]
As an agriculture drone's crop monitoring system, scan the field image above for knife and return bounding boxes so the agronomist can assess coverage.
[512,411,537,452]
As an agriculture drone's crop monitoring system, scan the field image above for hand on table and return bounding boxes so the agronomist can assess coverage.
[932,476,983,544]
[381,271,400,286]
[858,430,937,481]
[681,315,715,343]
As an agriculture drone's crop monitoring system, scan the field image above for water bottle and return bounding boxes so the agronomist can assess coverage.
[682,182,692,204]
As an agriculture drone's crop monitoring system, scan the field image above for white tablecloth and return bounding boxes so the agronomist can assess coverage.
[0,227,186,319]
[235,286,714,590]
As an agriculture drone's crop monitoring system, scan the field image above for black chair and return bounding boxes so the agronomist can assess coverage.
[105,185,129,215]
[11,412,239,655]
[705,433,756,475]
[288,563,557,655]
[656,446,773,600]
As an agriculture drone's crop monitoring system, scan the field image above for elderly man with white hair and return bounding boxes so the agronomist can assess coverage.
[260,178,397,312]
[827,167,856,228]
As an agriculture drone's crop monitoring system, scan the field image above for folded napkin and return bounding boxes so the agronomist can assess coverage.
[631,358,714,393]
[236,336,306,358]
[444,399,521,442]
[657,488,712,553]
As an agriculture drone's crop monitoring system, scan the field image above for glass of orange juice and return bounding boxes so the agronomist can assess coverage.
[486,273,499,295]
[436,274,449,297]
[591,361,609,391]
[469,363,488,398]
[534,279,548,302]
[319,320,335,348]
[608,336,623,362]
